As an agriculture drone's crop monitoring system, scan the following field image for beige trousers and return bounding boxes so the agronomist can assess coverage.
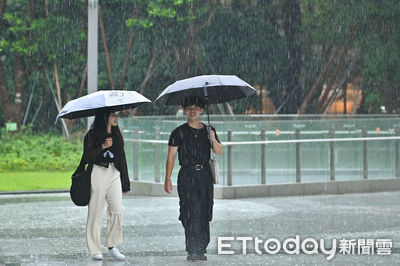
[86,163,123,255]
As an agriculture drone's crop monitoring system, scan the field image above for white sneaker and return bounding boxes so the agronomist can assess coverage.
[109,247,126,260]
[92,253,103,260]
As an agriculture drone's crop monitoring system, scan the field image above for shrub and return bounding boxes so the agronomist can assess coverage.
[0,129,83,172]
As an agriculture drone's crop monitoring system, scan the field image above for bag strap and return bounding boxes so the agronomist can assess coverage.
[73,130,95,176]
[72,155,86,176]
[78,155,86,169]
[206,125,216,160]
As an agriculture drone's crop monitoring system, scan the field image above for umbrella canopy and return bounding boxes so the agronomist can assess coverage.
[56,90,151,121]
[155,75,256,105]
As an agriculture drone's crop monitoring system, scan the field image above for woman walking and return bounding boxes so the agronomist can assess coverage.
[164,96,223,261]
[82,108,130,260]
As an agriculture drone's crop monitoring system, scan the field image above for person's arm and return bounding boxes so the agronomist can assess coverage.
[82,132,102,163]
[210,130,223,155]
[120,149,130,194]
[164,145,178,194]
[82,131,112,163]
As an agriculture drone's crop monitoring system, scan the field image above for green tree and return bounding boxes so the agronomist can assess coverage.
[0,0,86,129]
[300,0,400,114]
[281,0,303,114]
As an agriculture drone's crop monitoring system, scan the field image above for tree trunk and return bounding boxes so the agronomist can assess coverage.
[99,5,115,90]
[131,48,158,116]
[119,5,139,90]
[78,63,88,97]
[196,0,217,33]
[315,23,360,113]
[297,46,341,114]
[0,0,9,109]
[0,1,12,125]
[0,0,6,19]
[282,0,302,114]
[322,53,360,114]
[0,0,36,128]
[77,4,88,98]
[11,55,26,127]
[53,62,62,110]
[139,49,157,96]
[41,68,47,129]
[0,61,12,121]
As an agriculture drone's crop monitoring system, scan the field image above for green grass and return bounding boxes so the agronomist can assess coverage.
[0,171,72,191]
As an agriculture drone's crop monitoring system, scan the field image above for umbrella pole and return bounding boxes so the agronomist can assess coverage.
[206,102,211,127]
[203,84,211,127]
[203,85,212,143]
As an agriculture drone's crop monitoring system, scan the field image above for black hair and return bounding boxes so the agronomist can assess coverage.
[90,107,124,147]
[181,96,205,109]
[91,108,111,131]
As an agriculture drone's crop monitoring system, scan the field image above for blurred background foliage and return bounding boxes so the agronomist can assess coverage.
[0,0,399,134]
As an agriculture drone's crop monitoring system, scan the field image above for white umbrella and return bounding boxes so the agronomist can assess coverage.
[56,90,151,122]
[155,75,256,126]
[155,75,256,105]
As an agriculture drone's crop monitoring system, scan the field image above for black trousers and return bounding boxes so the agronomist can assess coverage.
[177,167,214,255]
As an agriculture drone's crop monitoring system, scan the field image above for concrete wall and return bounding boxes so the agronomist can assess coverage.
[131,178,400,199]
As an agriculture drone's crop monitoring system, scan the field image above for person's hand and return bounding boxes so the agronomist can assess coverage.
[122,191,129,194]
[209,130,216,142]
[102,137,113,149]
[164,179,172,194]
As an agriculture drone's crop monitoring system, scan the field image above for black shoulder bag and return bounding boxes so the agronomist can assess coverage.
[70,156,93,206]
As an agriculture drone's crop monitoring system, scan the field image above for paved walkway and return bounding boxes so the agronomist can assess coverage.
[0,191,399,265]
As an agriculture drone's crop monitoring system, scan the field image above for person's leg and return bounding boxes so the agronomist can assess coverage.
[86,165,107,256]
[184,190,202,255]
[178,169,196,255]
[105,164,123,249]
[198,216,210,257]
[197,170,214,257]
[178,169,207,260]
[185,171,207,256]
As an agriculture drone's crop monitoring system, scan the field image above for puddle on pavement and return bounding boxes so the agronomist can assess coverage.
[0,195,69,205]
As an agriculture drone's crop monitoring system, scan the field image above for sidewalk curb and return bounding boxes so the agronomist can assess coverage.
[129,178,400,199]
[0,189,69,195]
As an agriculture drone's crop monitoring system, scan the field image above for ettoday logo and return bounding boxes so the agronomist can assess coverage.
[218,236,337,261]
[218,236,392,261]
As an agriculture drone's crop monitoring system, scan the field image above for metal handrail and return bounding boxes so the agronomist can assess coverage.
[126,136,400,146]
[125,138,168,144]
[123,129,396,136]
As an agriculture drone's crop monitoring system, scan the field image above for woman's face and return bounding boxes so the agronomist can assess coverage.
[108,111,119,126]
[184,104,203,120]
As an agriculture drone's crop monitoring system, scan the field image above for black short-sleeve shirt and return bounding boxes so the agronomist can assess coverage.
[168,123,221,166]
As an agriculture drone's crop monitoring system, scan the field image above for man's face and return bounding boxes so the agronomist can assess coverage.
[184,104,203,120]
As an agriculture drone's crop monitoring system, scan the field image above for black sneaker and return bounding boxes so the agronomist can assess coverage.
[187,253,197,261]
[196,254,207,261]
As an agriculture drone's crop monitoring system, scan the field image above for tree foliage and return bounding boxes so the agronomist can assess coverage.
[0,0,399,133]
[301,0,400,113]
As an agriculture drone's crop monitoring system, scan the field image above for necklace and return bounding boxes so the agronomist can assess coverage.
[188,123,202,138]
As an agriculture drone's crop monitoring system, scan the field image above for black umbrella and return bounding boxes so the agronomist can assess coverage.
[155,75,256,124]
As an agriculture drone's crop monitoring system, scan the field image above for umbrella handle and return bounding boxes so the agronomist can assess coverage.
[203,83,208,100]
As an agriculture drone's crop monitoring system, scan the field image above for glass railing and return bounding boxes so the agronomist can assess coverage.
[119,115,400,185]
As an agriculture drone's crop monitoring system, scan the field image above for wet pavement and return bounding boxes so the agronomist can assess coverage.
[0,191,399,265]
